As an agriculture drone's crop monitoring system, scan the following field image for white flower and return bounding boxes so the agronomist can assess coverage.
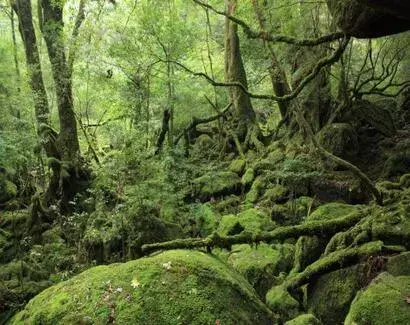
[162,261,172,270]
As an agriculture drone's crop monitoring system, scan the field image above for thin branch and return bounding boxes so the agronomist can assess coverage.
[68,0,87,78]
[191,0,345,46]
[167,37,350,103]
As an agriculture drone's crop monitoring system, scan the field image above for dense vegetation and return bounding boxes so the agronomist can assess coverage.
[0,0,409,324]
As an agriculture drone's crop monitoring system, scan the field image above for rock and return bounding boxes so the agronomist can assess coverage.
[217,208,275,236]
[383,151,410,178]
[386,252,410,276]
[308,202,362,222]
[345,273,410,325]
[229,159,246,175]
[327,0,410,38]
[310,171,369,204]
[241,168,255,187]
[227,243,295,297]
[245,176,265,203]
[11,250,273,325]
[286,314,322,325]
[0,174,17,204]
[266,285,301,320]
[354,99,396,137]
[262,184,288,204]
[317,123,358,160]
[192,171,241,201]
[307,265,364,325]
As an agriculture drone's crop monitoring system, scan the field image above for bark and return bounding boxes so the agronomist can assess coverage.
[142,209,365,255]
[155,109,171,155]
[224,0,255,140]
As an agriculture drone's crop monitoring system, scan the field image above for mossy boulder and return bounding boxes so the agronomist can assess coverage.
[217,208,275,236]
[192,171,241,201]
[262,184,288,204]
[242,168,255,187]
[317,123,358,160]
[0,174,17,204]
[345,273,410,325]
[286,314,322,325]
[245,176,265,203]
[12,250,273,325]
[308,202,362,222]
[229,159,246,175]
[386,252,410,276]
[227,243,295,297]
[383,151,410,178]
[266,285,300,320]
[307,265,364,325]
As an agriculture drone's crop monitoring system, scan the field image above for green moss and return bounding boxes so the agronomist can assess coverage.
[399,173,410,188]
[345,273,410,325]
[291,236,321,274]
[12,250,273,325]
[227,243,294,297]
[241,168,255,186]
[266,285,300,320]
[286,314,322,325]
[229,159,246,175]
[262,184,288,204]
[386,252,410,276]
[245,176,265,203]
[308,203,362,222]
[0,176,17,203]
[192,171,241,201]
[307,265,362,325]
[383,151,410,178]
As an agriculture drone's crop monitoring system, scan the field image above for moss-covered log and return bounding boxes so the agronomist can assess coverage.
[142,210,366,255]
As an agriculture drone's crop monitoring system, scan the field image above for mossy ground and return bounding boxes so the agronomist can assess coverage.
[12,250,273,325]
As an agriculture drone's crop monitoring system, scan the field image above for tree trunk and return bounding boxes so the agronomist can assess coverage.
[39,0,85,213]
[224,0,255,140]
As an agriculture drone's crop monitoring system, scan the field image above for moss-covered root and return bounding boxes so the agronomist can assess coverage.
[12,250,277,325]
[283,241,405,292]
[345,273,410,325]
[142,210,366,255]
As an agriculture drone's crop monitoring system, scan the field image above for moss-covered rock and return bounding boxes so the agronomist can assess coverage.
[217,208,275,236]
[262,184,288,204]
[192,171,241,201]
[229,159,246,175]
[0,174,17,204]
[241,168,255,187]
[383,151,410,178]
[286,314,322,325]
[307,265,363,325]
[308,202,362,222]
[12,250,273,325]
[245,176,265,203]
[317,123,358,160]
[386,252,410,276]
[266,285,300,320]
[345,273,410,325]
[227,243,295,297]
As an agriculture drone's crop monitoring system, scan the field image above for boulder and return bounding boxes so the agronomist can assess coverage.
[192,171,241,201]
[345,273,410,325]
[11,250,273,325]
[286,314,322,325]
[317,123,358,160]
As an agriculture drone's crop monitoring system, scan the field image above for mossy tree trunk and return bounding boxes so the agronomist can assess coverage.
[39,0,85,214]
[224,0,256,141]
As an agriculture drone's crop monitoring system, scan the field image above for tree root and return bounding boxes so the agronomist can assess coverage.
[141,210,366,255]
[283,241,406,292]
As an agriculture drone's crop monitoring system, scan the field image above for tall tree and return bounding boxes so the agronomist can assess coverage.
[224,0,255,140]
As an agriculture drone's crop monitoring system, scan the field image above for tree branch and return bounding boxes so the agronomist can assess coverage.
[174,103,232,146]
[141,209,365,255]
[191,0,345,46]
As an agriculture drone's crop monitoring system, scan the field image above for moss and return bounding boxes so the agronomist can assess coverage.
[262,184,288,204]
[266,285,300,320]
[229,159,246,175]
[286,314,322,325]
[383,151,410,178]
[291,236,321,274]
[307,202,362,222]
[227,243,294,297]
[192,171,241,201]
[307,265,363,325]
[241,168,255,187]
[245,176,265,203]
[217,208,275,236]
[0,176,17,203]
[190,203,220,236]
[399,173,410,188]
[212,195,241,215]
[345,273,410,325]
[12,250,273,325]
[386,252,410,276]
[316,123,358,160]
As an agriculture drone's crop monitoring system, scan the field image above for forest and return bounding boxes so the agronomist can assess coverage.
[0,0,409,324]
